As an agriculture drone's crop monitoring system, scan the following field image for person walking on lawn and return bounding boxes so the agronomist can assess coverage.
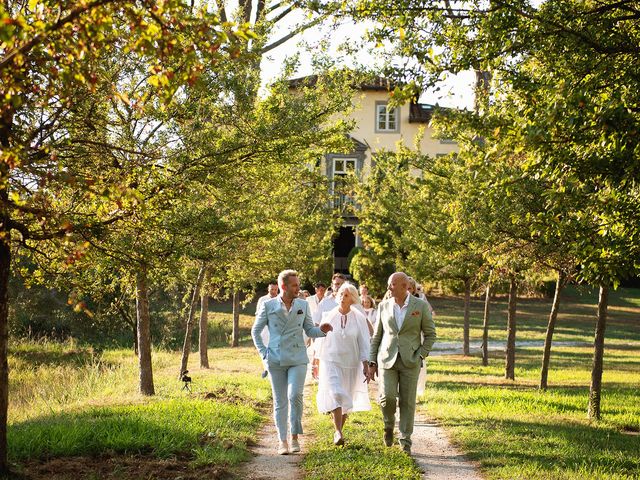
[252,269,333,455]
[367,272,437,455]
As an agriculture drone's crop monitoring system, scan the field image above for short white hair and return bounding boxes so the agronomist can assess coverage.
[337,282,361,305]
[277,269,298,288]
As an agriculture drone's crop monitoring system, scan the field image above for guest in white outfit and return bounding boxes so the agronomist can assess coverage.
[408,277,435,316]
[312,273,347,325]
[252,270,333,455]
[362,294,377,333]
[306,282,327,318]
[406,278,434,399]
[311,274,346,379]
[358,284,374,305]
[315,282,371,446]
[256,281,279,376]
[257,282,279,314]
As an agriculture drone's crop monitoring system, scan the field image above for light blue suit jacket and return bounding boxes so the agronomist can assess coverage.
[252,296,326,367]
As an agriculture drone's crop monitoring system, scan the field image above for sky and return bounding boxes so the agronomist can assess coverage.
[258,12,475,110]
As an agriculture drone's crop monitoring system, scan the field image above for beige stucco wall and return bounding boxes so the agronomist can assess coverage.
[351,91,458,154]
[320,90,459,179]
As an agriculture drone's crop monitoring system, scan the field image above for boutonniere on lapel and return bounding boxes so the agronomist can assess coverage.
[297,309,304,315]
[410,311,420,317]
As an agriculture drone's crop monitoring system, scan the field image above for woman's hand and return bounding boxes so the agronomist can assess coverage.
[312,358,320,380]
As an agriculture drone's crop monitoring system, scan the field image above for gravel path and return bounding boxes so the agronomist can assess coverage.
[241,418,304,480]
[410,414,484,480]
[242,368,484,480]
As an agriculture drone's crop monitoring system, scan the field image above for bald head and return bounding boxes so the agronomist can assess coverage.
[388,272,410,303]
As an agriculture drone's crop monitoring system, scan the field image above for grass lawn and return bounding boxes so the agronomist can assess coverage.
[8,314,271,479]
[420,286,640,480]
[302,386,422,480]
[7,286,640,479]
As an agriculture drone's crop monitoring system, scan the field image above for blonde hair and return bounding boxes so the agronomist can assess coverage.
[362,294,375,308]
[337,282,361,305]
[277,269,298,289]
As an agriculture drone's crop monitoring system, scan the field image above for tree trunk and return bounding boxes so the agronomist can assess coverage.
[231,290,240,347]
[179,263,207,377]
[540,271,566,390]
[588,284,609,420]
[136,267,155,396]
[481,281,491,366]
[0,107,13,474]
[0,216,10,473]
[505,274,518,380]
[463,278,471,356]
[199,294,209,368]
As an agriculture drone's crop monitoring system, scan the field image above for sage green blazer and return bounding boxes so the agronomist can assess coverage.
[370,295,437,369]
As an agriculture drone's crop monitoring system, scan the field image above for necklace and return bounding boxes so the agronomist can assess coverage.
[340,314,347,329]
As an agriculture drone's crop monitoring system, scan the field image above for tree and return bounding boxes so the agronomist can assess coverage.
[0,2,246,470]
[346,0,640,417]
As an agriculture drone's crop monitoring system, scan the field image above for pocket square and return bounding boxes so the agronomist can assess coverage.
[411,311,420,317]
[297,309,304,314]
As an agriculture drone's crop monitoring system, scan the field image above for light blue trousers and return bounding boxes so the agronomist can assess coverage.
[267,362,307,441]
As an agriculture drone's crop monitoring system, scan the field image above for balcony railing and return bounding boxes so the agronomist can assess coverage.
[332,177,358,215]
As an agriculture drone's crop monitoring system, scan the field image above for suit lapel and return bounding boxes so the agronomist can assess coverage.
[399,296,417,333]
[274,301,289,333]
[387,300,399,333]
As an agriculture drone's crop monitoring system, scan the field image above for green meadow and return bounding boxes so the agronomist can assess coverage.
[8,286,640,479]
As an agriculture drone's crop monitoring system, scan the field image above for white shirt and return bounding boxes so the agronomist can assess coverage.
[307,294,324,317]
[256,293,277,315]
[256,294,277,346]
[277,294,294,313]
[313,295,338,325]
[315,307,370,367]
[393,293,411,330]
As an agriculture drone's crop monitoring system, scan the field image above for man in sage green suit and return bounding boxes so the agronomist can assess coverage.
[368,272,437,454]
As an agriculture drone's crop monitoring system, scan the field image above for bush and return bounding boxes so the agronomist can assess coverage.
[349,248,395,299]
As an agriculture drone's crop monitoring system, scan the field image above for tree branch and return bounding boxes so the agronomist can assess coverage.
[260,16,324,54]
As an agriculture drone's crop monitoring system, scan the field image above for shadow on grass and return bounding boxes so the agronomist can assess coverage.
[457,417,640,477]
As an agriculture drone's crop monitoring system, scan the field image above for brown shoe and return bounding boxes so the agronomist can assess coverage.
[401,443,411,455]
[383,428,393,447]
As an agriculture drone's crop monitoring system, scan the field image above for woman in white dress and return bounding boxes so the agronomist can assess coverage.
[316,282,371,446]
[361,294,377,333]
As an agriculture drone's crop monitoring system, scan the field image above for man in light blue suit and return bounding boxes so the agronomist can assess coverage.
[252,269,333,455]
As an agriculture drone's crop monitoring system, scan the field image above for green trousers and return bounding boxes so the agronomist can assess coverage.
[378,356,421,447]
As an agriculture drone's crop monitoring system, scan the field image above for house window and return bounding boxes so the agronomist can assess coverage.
[334,157,356,176]
[332,157,357,210]
[375,102,399,133]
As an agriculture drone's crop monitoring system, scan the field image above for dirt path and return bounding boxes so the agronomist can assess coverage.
[240,371,317,480]
[241,418,304,480]
[243,369,484,480]
[409,414,484,480]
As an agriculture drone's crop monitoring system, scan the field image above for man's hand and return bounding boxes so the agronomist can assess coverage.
[367,364,378,382]
[320,323,333,333]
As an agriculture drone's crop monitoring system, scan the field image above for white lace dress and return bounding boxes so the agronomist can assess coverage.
[315,307,371,414]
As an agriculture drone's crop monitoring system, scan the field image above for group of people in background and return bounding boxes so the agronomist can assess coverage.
[251,270,437,456]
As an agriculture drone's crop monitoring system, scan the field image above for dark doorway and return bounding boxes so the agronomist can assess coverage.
[334,226,355,273]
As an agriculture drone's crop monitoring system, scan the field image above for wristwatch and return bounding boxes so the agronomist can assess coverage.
[369,361,377,367]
